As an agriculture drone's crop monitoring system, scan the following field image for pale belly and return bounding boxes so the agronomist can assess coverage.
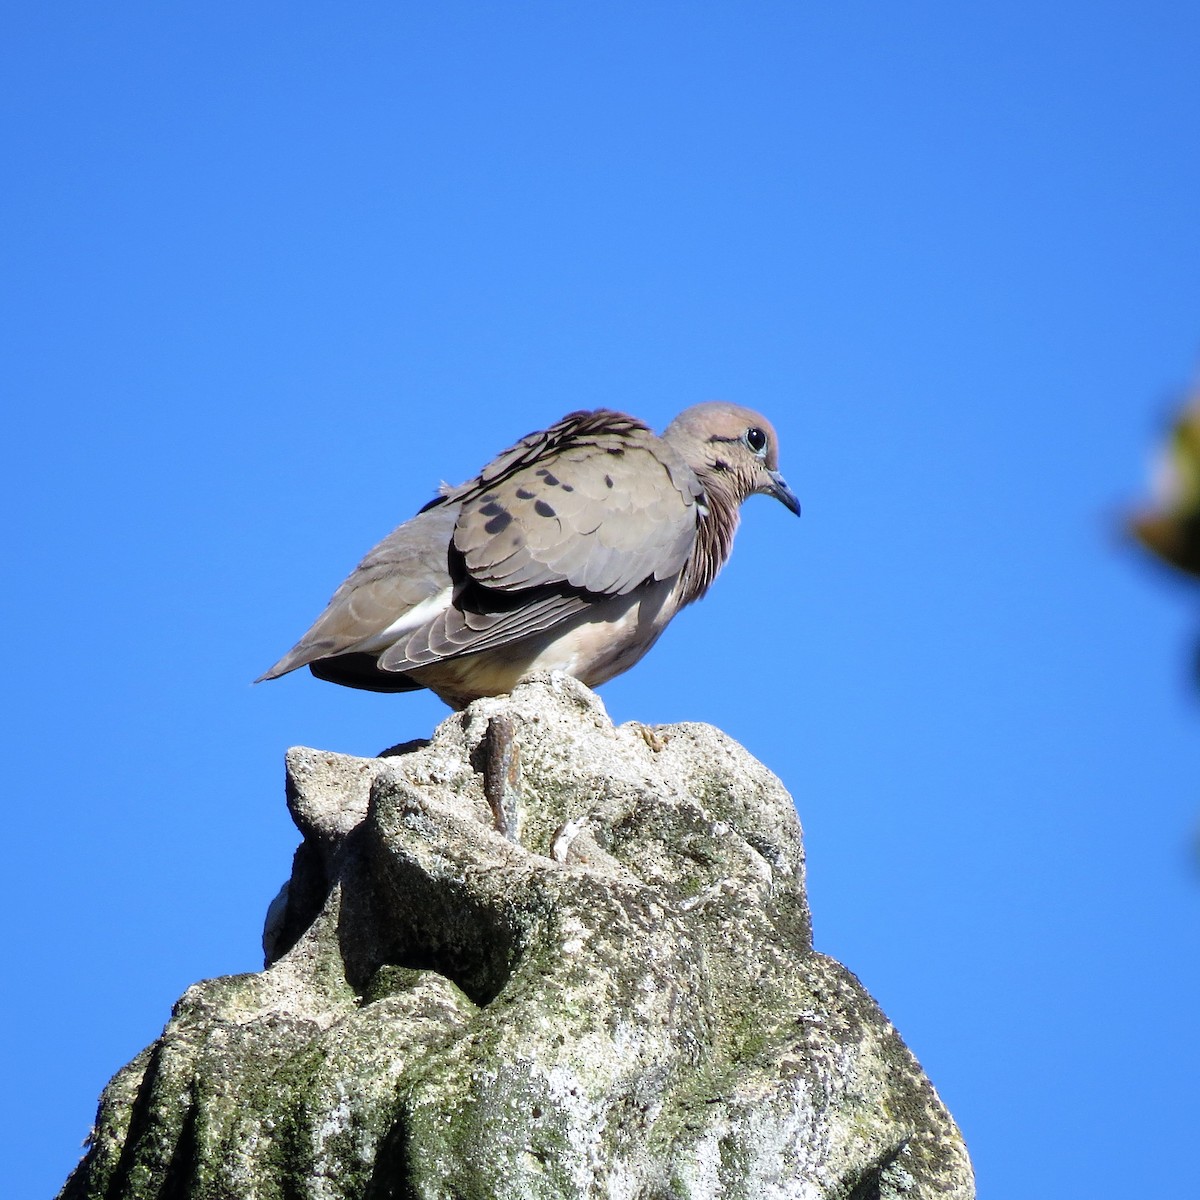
[406,580,679,708]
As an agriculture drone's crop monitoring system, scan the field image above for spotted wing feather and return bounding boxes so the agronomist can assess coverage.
[378,411,702,673]
[452,411,702,596]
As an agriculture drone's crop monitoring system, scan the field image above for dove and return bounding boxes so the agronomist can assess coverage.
[258,402,800,708]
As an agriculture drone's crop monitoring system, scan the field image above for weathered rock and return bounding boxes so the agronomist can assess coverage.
[60,674,974,1199]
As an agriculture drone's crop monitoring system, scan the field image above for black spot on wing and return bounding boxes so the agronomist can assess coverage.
[534,499,556,518]
[485,509,513,534]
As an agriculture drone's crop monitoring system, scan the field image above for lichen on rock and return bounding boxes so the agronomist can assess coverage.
[59,673,974,1199]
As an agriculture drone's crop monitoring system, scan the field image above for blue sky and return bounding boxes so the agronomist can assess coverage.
[5,4,1200,1196]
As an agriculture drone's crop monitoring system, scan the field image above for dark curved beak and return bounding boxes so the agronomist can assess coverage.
[766,469,801,516]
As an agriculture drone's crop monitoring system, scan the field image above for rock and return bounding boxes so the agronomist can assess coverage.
[59,673,974,1199]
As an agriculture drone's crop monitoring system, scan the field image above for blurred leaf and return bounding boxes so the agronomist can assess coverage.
[1129,391,1200,578]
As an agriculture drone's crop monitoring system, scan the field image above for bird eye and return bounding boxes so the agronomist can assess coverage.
[745,427,768,456]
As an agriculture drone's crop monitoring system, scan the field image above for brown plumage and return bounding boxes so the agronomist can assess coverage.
[258,402,800,708]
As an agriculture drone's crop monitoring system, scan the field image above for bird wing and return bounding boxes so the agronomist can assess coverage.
[380,410,704,670]
[455,410,702,594]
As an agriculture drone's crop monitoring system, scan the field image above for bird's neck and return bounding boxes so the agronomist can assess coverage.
[680,475,741,606]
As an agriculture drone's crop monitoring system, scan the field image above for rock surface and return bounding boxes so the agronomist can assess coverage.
[59,674,974,1199]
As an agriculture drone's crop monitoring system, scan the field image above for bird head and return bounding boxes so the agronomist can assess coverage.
[663,402,800,515]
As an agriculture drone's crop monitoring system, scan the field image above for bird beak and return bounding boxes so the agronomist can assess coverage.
[765,470,801,516]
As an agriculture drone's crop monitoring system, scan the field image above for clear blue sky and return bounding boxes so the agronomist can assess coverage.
[5,4,1199,1196]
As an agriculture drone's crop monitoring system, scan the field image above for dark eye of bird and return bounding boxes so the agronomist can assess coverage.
[745,427,767,454]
